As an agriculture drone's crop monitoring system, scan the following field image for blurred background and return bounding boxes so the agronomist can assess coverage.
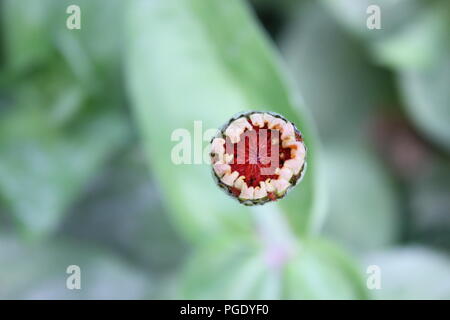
[0,0,449,299]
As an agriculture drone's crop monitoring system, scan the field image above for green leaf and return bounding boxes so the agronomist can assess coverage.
[283,238,369,299]
[60,147,188,272]
[0,0,130,237]
[408,159,450,249]
[0,234,153,299]
[180,237,279,299]
[363,246,450,299]
[125,0,323,242]
[52,0,126,85]
[281,0,394,142]
[398,53,450,152]
[2,0,125,81]
[1,0,55,72]
[322,0,450,70]
[281,1,400,250]
[321,0,428,41]
[370,4,450,70]
[181,236,368,299]
[0,107,129,237]
[321,142,399,253]
[12,62,87,127]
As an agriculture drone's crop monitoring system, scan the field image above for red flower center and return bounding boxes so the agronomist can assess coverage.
[226,125,292,188]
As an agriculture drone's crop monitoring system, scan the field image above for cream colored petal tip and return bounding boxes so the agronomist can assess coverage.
[265,179,275,192]
[224,125,242,144]
[211,138,225,154]
[271,179,291,195]
[281,122,295,140]
[254,183,268,199]
[263,113,276,125]
[221,171,239,186]
[231,118,253,132]
[284,158,302,175]
[249,113,264,127]
[291,142,306,160]
[268,117,286,129]
[213,162,231,178]
[239,184,255,200]
[282,136,296,148]
[234,176,246,190]
[278,167,294,181]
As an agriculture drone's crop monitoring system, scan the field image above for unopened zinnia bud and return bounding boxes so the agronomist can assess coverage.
[210,111,307,206]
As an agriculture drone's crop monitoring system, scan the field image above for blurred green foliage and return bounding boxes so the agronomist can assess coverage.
[0,0,129,237]
[364,246,450,299]
[0,0,449,299]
